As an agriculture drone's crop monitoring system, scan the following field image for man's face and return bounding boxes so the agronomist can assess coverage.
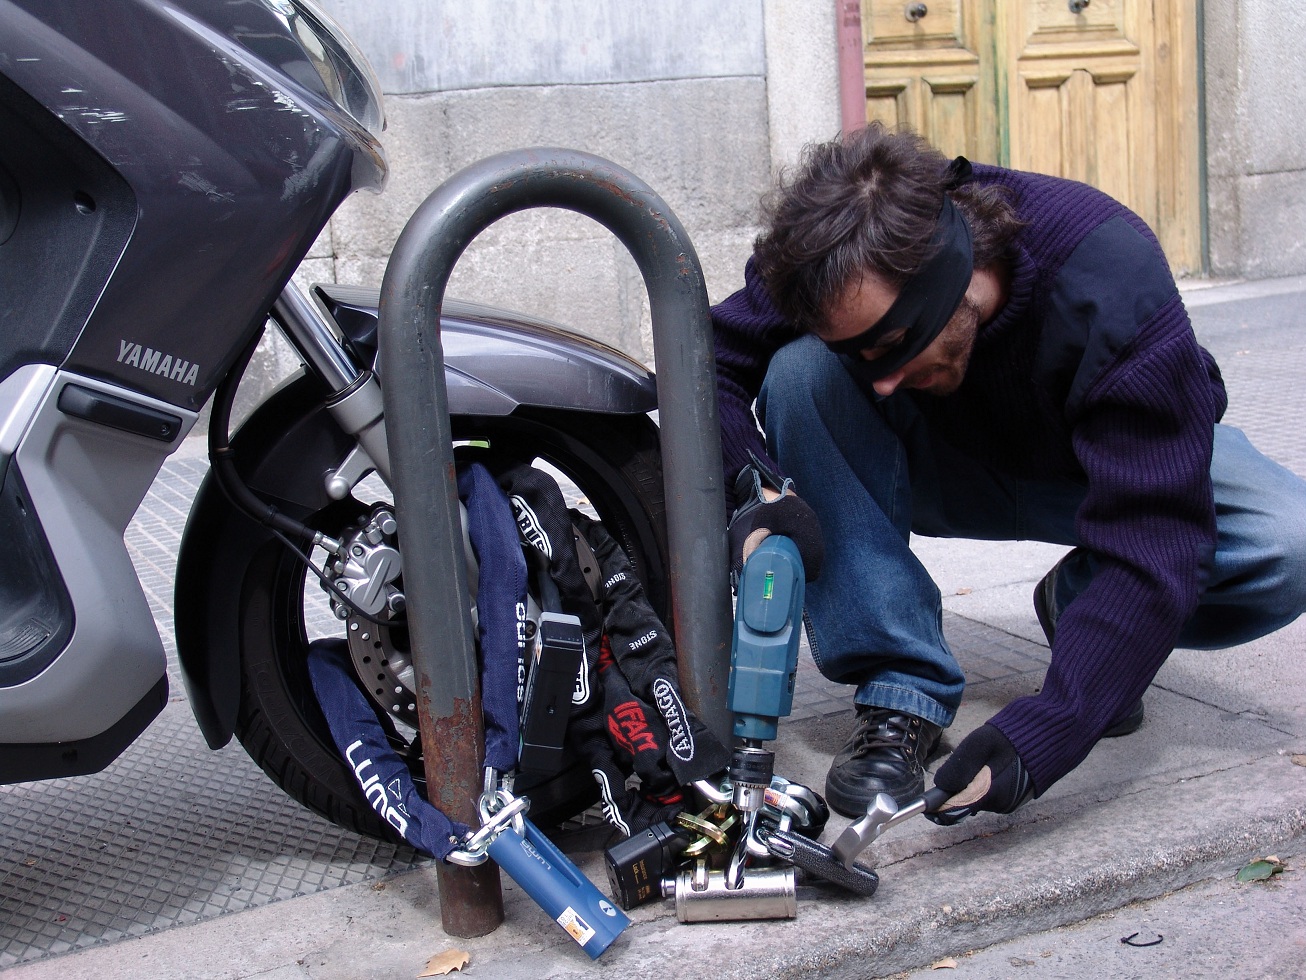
[820,271,981,398]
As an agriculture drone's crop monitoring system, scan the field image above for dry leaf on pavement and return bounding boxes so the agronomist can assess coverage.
[418,948,471,977]
[930,957,958,970]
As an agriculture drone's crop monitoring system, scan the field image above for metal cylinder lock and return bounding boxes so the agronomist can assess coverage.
[662,861,797,923]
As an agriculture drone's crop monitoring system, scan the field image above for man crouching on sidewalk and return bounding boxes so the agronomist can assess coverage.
[712,122,1306,823]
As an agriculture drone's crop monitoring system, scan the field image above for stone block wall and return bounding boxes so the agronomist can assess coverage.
[1204,1,1306,279]
[306,0,801,365]
[232,0,838,419]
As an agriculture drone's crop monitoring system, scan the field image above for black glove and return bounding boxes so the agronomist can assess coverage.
[728,454,824,586]
[925,724,1034,826]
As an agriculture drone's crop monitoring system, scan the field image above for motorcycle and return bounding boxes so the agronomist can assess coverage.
[0,0,673,845]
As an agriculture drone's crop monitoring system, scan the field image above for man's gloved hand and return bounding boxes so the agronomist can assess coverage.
[728,454,824,587]
[925,724,1034,826]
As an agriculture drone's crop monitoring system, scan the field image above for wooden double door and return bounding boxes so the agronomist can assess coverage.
[860,0,1201,273]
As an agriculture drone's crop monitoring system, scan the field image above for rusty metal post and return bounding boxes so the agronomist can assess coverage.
[378,251,502,936]
[378,148,733,935]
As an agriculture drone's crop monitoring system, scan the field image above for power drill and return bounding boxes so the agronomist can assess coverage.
[727,535,804,831]
[604,535,808,909]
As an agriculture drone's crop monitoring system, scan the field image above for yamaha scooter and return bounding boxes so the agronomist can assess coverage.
[0,0,672,843]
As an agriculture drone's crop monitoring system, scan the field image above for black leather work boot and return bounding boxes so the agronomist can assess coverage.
[1034,550,1145,738]
[824,706,942,817]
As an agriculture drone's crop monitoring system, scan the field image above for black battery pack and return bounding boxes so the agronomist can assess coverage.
[518,612,584,776]
[604,820,691,909]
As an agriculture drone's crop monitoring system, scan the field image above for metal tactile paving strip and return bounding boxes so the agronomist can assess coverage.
[1210,348,1306,476]
[0,455,425,969]
[0,701,425,968]
[1192,298,1306,478]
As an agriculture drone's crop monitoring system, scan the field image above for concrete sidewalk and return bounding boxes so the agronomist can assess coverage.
[5,276,1306,980]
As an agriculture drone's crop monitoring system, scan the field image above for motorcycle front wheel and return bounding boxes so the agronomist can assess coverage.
[182,377,668,845]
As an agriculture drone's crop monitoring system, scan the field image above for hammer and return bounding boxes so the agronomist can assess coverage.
[831,786,952,868]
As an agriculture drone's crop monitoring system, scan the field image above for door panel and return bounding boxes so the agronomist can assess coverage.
[859,0,1202,273]
[1020,0,1136,48]
[1006,0,1158,258]
[860,0,997,161]
[865,0,965,47]
[1015,62,1148,212]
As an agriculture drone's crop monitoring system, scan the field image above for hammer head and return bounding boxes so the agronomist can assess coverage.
[831,792,899,868]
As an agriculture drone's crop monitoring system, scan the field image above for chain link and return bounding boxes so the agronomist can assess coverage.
[445,771,530,866]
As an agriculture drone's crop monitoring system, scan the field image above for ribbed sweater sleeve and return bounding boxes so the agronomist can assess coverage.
[989,295,1220,793]
[711,257,804,501]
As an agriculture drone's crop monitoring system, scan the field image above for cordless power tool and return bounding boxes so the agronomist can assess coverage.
[726,535,805,835]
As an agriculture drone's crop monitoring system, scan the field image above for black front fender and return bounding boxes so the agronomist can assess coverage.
[175,376,352,749]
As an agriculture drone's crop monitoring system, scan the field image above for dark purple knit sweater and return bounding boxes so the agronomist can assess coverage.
[711,165,1228,794]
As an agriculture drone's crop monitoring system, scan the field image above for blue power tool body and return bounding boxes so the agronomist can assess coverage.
[727,535,804,810]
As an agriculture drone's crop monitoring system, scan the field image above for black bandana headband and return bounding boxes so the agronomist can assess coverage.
[823,191,974,382]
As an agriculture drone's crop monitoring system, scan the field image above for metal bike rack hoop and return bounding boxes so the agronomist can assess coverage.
[377,148,733,935]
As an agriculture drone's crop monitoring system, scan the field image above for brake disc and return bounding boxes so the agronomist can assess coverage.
[333,499,545,729]
[345,613,418,727]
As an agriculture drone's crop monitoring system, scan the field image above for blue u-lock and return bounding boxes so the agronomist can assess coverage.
[487,814,631,958]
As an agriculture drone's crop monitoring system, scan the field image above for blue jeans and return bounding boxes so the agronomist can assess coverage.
[757,335,1306,728]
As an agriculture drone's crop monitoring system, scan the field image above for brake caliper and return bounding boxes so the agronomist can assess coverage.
[323,506,404,621]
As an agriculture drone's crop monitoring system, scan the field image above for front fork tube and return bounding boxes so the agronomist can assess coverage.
[271,281,392,495]
[269,280,480,612]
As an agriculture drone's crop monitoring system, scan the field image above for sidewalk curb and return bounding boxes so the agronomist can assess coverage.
[761,753,1306,979]
[15,742,1300,980]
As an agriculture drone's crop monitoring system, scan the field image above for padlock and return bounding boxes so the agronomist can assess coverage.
[487,814,632,958]
[518,612,584,776]
[662,860,797,922]
[604,820,692,910]
[756,824,879,898]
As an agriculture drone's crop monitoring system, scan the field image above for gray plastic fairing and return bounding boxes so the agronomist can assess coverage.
[317,284,659,417]
[0,369,196,756]
[0,461,73,688]
[0,70,137,387]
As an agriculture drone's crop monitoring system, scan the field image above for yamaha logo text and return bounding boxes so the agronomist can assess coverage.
[117,340,200,386]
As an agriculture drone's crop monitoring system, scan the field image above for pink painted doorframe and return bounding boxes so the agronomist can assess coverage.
[837,0,865,134]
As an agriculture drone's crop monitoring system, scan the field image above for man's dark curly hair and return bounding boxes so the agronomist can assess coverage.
[753,122,1023,332]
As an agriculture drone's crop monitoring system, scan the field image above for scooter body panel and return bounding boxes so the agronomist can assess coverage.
[0,0,668,798]
[0,369,196,778]
[0,0,384,779]
[1,0,386,414]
